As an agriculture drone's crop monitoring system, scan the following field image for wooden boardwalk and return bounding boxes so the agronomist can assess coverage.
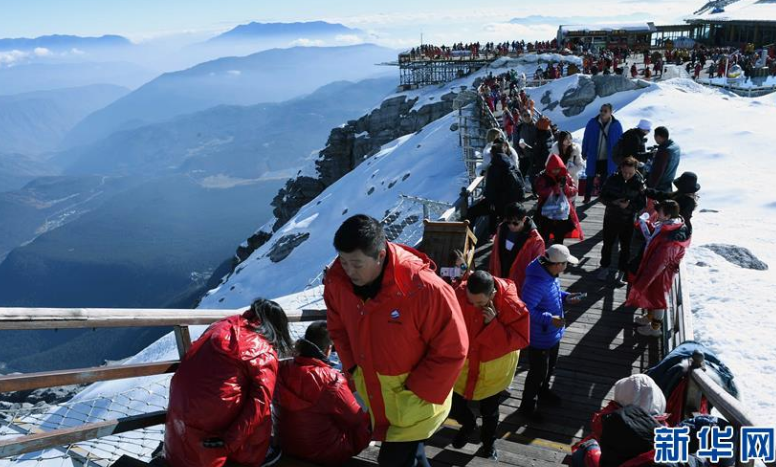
[347,200,663,466]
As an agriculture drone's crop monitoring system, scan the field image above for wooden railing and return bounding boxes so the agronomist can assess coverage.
[0,306,325,461]
[664,264,771,467]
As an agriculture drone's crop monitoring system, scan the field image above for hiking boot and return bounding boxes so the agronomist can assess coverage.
[596,267,611,281]
[452,424,475,449]
[582,196,592,204]
[634,314,652,326]
[538,389,562,407]
[261,446,282,466]
[637,324,662,337]
[614,270,627,287]
[479,442,499,461]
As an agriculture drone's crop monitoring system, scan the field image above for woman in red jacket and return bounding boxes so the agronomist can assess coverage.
[164,299,293,467]
[534,154,583,245]
[276,321,371,466]
[626,200,691,337]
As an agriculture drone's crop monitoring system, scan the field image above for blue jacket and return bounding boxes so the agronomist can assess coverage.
[521,258,568,349]
[582,116,623,178]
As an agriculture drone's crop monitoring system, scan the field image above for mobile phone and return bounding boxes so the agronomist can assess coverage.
[575,292,588,299]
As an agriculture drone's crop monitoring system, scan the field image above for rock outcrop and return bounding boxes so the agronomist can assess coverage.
[559,75,651,117]
[702,244,769,271]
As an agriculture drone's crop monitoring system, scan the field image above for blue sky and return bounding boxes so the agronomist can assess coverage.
[1,0,700,43]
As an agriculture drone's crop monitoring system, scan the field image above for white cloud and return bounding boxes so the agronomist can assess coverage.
[33,47,52,57]
[70,48,86,55]
[0,50,28,66]
[334,34,364,45]
[289,38,325,47]
[226,69,241,76]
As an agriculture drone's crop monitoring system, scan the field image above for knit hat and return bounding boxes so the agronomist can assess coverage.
[637,119,652,132]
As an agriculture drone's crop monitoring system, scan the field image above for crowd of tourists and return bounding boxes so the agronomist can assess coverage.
[156,46,715,467]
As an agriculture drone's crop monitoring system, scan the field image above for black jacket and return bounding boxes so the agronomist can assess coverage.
[485,151,525,209]
[613,128,647,166]
[600,171,646,221]
[599,405,661,467]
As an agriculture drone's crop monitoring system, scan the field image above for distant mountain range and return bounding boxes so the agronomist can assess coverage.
[0,34,132,51]
[0,76,397,372]
[210,21,362,42]
[63,44,396,147]
[0,84,129,156]
[0,61,157,95]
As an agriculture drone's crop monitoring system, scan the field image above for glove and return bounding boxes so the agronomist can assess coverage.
[202,438,226,449]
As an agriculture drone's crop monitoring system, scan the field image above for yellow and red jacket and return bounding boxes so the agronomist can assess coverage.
[453,277,530,401]
[324,242,469,442]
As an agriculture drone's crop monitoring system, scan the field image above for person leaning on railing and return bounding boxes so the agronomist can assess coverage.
[627,200,691,338]
[164,299,293,467]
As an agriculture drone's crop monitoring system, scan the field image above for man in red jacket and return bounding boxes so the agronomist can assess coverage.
[276,321,371,466]
[325,215,469,467]
[488,202,545,295]
[450,271,530,460]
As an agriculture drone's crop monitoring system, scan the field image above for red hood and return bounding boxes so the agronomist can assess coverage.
[546,154,568,180]
[276,356,338,411]
[209,312,273,361]
[328,241,435,296]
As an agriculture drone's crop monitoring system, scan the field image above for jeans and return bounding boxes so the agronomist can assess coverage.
[378,440,430,467]
[600,215,634,271]
[585,160,610,199]
[450,392,501,447]
[520,343,560,411]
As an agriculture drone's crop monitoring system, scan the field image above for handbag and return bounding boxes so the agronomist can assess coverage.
[541,191,571,220]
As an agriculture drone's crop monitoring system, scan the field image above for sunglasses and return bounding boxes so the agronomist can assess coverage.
[506,220,522,226]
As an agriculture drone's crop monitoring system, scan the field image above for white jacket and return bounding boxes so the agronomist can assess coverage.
[548,141,585,180]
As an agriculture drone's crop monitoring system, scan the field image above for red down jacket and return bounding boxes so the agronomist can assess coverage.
[164,311,277,467]
[325,242,469,442]
[626,219,691,310]
[276,355,371,466]
[453,276,530,400]
[535,154,584,240]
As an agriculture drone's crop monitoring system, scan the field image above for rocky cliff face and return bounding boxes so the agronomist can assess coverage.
[231,89,461,267]
[556,75,652,116]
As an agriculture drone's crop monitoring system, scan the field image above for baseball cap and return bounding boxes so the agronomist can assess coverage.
[545,244,579,264]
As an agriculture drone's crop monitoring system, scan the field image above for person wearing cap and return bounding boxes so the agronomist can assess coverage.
[647,126,681,192]
[645,172,700,235]
[449,270,530,460]
[518,245,584,420]
[612,119,652,167]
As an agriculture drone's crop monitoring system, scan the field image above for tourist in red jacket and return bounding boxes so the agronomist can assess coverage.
[535,154,583,245]
[325,215,468,466]
[627,200,691,337]
[450,271,530,461]
[488,202,545,295]
[164,299,293,467]
[276,321,371,466]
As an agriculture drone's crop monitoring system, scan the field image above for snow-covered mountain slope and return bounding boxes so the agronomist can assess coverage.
[200,111,469,307]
